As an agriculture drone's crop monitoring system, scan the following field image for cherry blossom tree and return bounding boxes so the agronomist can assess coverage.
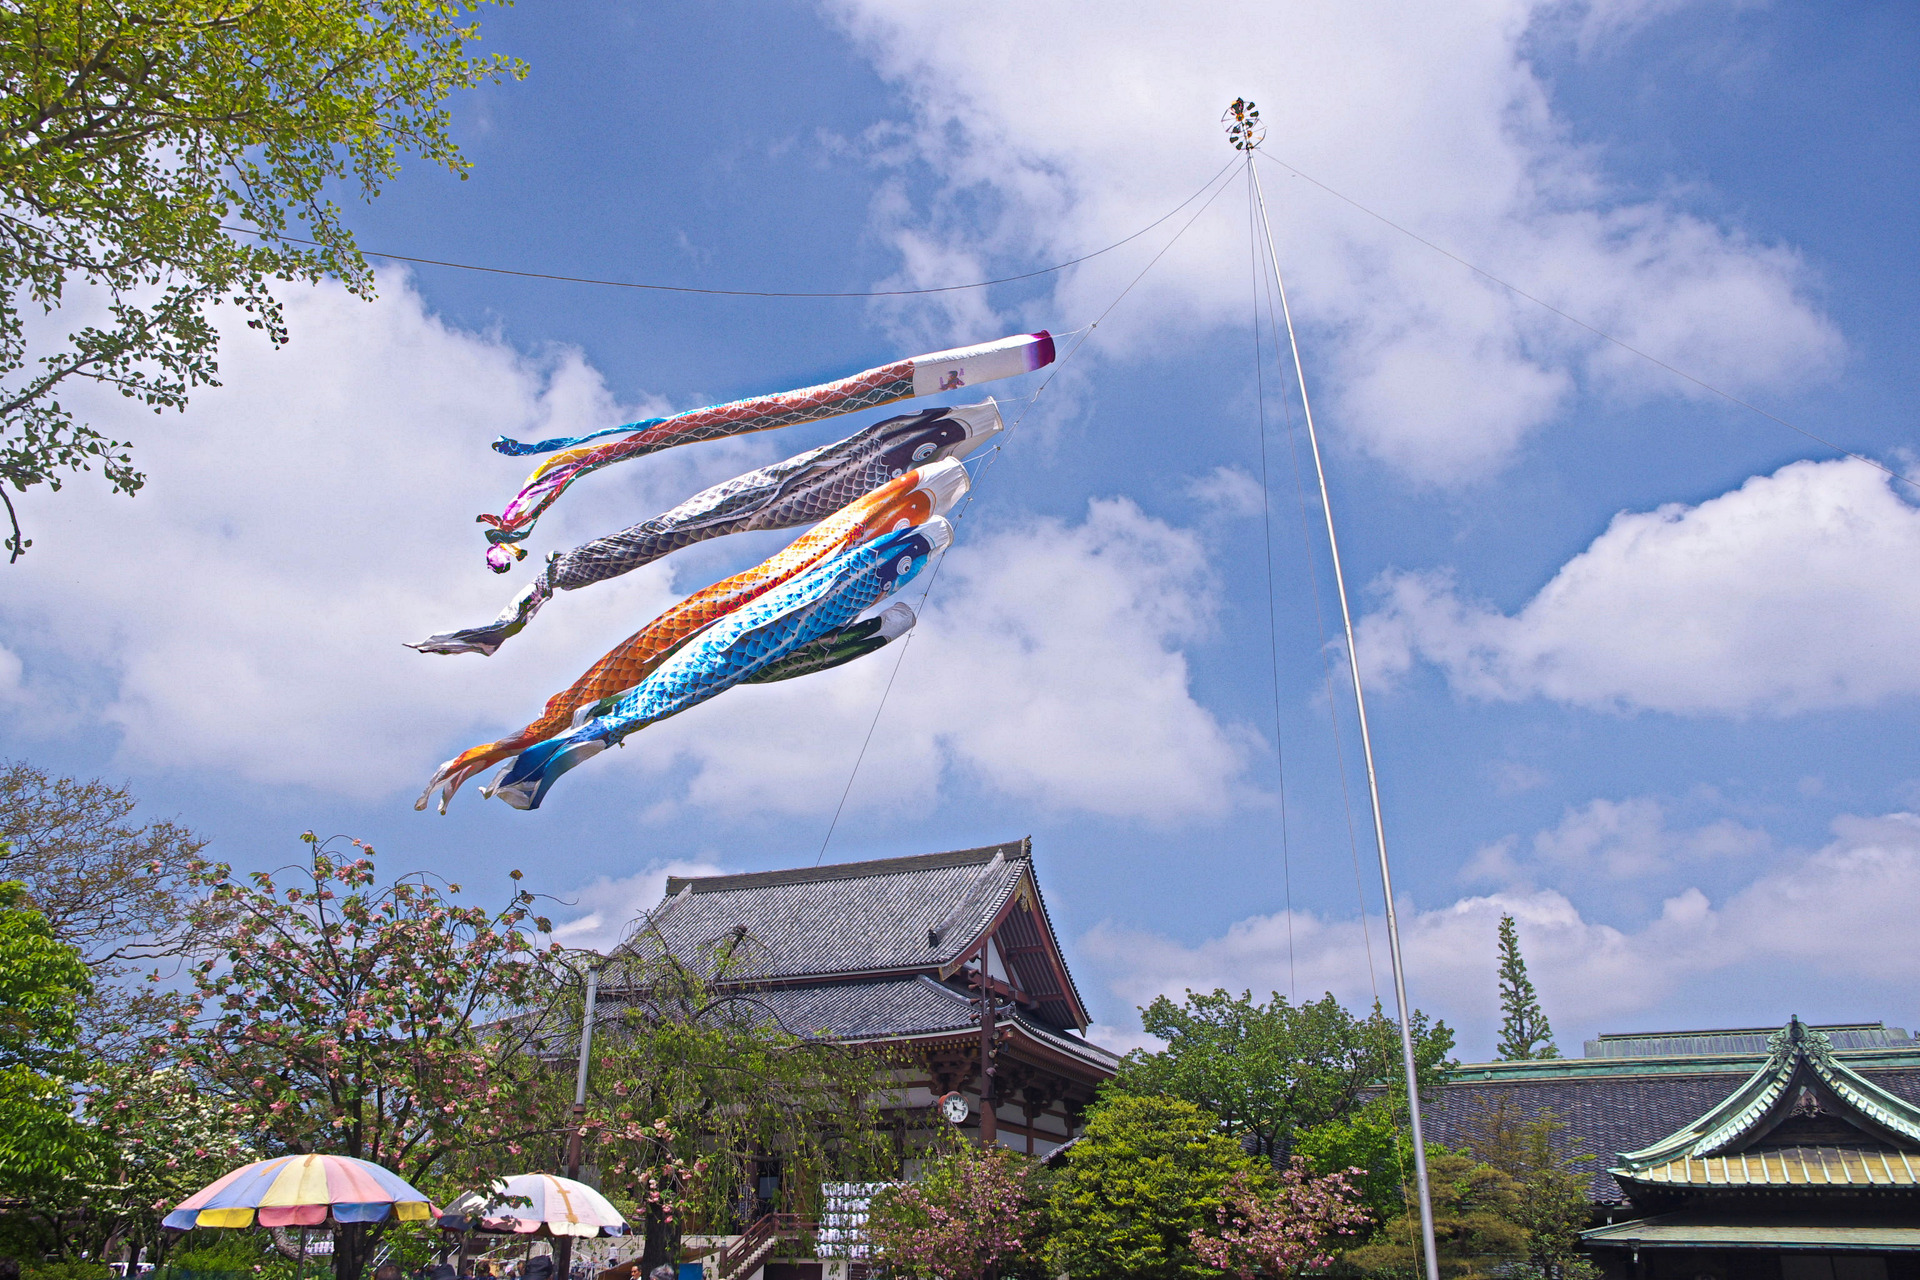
[1190,1160,1372,1280]
[865,1139,1045,1280]
[167,834,562,1280]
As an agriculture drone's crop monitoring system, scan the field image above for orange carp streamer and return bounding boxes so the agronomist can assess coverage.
[417,458,970,813]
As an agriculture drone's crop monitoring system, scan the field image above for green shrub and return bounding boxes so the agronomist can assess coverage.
[1047,1093,1255,1280]
[23,1263,113,1280]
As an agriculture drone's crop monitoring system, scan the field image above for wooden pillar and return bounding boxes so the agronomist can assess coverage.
[977,954,996,1147]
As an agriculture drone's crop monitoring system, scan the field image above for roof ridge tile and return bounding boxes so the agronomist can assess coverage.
[665,838,1028,896]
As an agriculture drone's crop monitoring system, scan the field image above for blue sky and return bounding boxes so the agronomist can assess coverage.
[3,0,1916,1059]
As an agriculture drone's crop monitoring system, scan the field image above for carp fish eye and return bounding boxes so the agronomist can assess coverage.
[895,555,913,576]
[911,442,937,462]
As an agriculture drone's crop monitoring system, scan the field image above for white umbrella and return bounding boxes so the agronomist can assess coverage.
[443,1174,627,1237]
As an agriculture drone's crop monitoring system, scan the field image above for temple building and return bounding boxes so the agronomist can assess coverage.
[603,837,1118,1159]
[1429,1020,1920,1280]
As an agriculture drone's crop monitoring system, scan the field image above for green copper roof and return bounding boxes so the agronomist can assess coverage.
[1612,1019,1920,1180]
[1584,1214,1920,1252]
[1586,1023,1915,1060]
[1447,1043,1920,1084]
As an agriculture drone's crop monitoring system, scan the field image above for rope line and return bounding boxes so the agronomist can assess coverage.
[220,160,1238,302]
[1252,150,1919,494]
[1249,163,1380,1003]
[1246,173,1297,1000]
[811,163,1243,864]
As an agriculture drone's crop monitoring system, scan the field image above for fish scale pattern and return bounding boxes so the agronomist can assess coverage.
[412,405,992,657]
[742,603,914,685]
[415,463,965,813]
[549,404,989,589]
[478,362,915,560]
[487,521,943,810]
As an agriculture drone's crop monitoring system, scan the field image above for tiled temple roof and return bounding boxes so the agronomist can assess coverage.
[603,838,1094,1037]
[1612,1019,1920,1190]
[625,839,1032,982]
[1429,1045,1920,1203]
[716,974,1117,1073]
[1586,1023,1916,1060]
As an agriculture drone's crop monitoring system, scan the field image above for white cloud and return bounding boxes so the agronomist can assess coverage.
[1082,1022,1166,1058]
[600,495,1257,823]
[1464,795,1768,886]
[0,274,785,797]
[547,859,729,954]
[1184,465,1266,518]
[0,277,1256,821]
[1490,760,1550,796]
[1080,810,1920,1056]
[827,0,1841,482]
[1358,458,1920,715]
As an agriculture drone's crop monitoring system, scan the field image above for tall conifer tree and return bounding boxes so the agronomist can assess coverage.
[1495,914,1559,1060]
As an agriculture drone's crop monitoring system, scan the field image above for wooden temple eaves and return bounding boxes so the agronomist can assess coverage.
[607,837,1117,1156]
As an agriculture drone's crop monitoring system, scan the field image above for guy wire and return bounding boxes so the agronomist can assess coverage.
[1251,150,1919,495]
[1250,152,1441,1280]
[813,163,1243,865]
[1251,170,1380,1005]
[1245,168,1297,1000]
[221,159,1240,302]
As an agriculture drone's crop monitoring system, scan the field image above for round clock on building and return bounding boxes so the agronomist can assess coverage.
[937,1091,970,1124]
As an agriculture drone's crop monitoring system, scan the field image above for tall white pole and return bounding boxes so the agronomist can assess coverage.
[1243,138,1442,1280]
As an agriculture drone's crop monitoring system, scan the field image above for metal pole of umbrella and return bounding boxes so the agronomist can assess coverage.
[555,966,602,1280]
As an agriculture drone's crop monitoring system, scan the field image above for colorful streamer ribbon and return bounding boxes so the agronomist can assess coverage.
[414,402,998,656]
[477,331,1051,566]
[416,459,969,813]
[484,519,949,810]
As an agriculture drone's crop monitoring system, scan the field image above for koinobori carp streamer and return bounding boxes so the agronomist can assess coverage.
[742,600,916,685]
[414,401,998,656]
[476,331,1051,566]
[415,458,969,813]
[484,519,949,810]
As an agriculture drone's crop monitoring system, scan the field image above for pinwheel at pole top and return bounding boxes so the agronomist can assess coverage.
[162,1153,437,1230]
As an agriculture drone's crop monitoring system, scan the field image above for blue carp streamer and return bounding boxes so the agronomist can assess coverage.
[484,519,950,810]
[744,601,915,685]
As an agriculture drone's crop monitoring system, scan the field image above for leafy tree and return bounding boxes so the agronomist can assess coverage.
[1495,916,1558,1061]
[0,874,101,1243]
[0,0,524,559]
[77,1063,257,1268]
[1114,989,1455,1156]
[1294,1100,1424,1231]
[570,936,899,1269]
[865,1137,1046,1280]
[1046,1094,1255,1280]
[0,760,207,1053]
[1190,1161,1372,1280]
[1458,1103,1596,1280]
[1343,1153,1526,1280]
[168,835,559,1280]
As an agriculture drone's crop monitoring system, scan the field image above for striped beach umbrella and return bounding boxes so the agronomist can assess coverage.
[163,1154,437,1230]
[442,1174,627,1237]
